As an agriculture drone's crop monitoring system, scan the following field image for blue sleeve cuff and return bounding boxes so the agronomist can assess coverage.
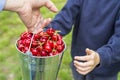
[0,0,6,11]
[96,48,111,68]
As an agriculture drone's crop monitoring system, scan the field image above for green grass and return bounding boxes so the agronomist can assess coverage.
[0,0,120,80]
[0,0,73,80]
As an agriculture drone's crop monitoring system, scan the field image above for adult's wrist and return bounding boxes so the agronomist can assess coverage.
[0,0,6,11]
[3,0,25,12]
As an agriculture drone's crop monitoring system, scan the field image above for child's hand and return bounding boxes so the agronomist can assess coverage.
[74,48,100,75]
[33,18,52,33]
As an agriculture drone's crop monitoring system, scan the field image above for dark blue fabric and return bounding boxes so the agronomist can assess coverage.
[70,62,117,80]
[50,0,120,77]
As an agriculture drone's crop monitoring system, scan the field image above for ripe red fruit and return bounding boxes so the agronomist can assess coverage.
[24,46,29,52]
[57,45,64,53]
[47,40,54,48]
[20,32,33,39]
[40,36,49,43]
[52,50,59,55]
[57,34,62,40]
[40,51,48,56]
[17,44,24,51]
[48,52,54,56]
[53,42,57,49]
[17,28,65,57]
[34,34,40,40]
[43,42,52,53]
[32,41,38,47]
[36,46,42,52]
[52,34,58,41]
[57,40,63,45]
[25,39,31,46]
[46,27,55,36]
[31,48,38,56]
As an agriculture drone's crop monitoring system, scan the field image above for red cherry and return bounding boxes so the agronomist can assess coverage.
[34,34,40,40]
[40,38,46,43]
[46,28,55,36]
[56,40,63,45]
[57,34,62,40]
[20,32,28,39]
[36,46,42,52]
[57,45,64,52]
[43,42,52,53]
[24,46,29,52]
[53,50,59,55]
[17,39,22,44]
[32,41,38,47]
[40,36,49,43]
[31,48,38,56]
[53,42,57,49]
[52,34,58,41]
[22,39,26,45]
[25,32,33,39]
[48,52,54,56]
[20,32,32,39]
[18,44,24,51]
[25,39,31,46]
[47,40,54,48]
[40,51,48,56]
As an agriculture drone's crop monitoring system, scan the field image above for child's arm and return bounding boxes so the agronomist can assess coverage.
[50,0,82,36]
[94,11,120,71]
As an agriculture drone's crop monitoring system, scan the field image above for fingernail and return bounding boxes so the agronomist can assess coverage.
[54,8,58,12]
[74,56,77,59]
[48,18,51,21]
[73,60,76,64]
[51,7,58,12]
[86,48,89,50]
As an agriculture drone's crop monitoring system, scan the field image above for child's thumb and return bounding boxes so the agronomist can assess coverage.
[86,48,94,55]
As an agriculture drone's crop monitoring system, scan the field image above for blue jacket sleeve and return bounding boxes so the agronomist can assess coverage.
[50,0,82,36]
[96,10,120,68]
[0,0,6,11]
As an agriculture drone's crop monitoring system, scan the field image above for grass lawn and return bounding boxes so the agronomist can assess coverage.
[0,0,73,80]
[0,0,120,80]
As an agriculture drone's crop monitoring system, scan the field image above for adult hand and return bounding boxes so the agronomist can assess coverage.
[4,0,58,32]
[74,48,100,75]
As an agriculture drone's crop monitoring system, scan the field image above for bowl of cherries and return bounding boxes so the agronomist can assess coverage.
[16,28,65,57]
[16,28,66,80]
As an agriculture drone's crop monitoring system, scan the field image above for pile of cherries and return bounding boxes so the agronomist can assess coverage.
[17,28,65,57]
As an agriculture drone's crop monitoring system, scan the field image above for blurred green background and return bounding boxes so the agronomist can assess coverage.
[0,0,73,80]
[0,0,120,80]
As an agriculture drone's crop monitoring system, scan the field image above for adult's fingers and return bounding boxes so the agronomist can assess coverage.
[18,8,40,32]
[34,18,52,33]
[45,0,58,12]
[18,13,34,32]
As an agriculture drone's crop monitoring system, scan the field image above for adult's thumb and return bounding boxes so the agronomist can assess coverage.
[45,0,58,12]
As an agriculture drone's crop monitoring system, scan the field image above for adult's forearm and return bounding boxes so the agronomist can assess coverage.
[0,0,6,11]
